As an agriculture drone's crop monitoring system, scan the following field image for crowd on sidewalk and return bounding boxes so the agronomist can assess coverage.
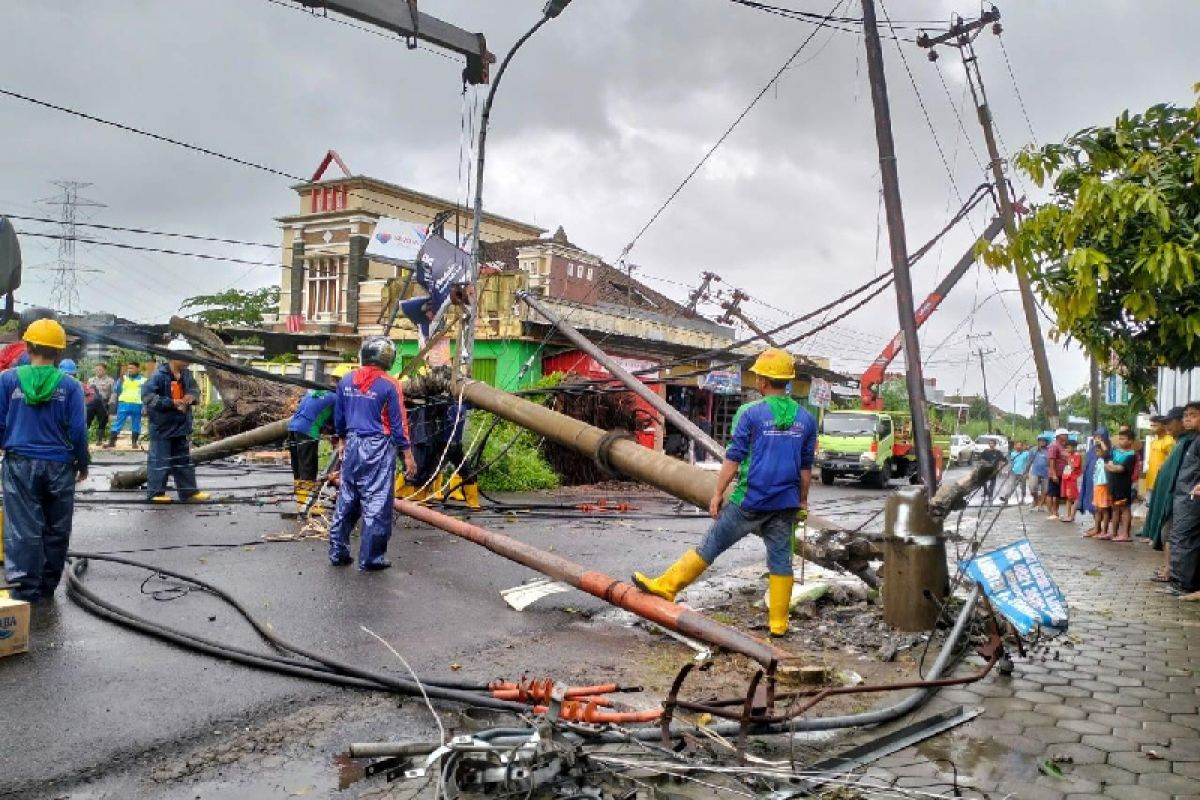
[994,404,1200,600]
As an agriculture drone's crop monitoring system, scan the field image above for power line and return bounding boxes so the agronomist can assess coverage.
[15,232,282,268]
[996,33,1039,148]
[615,0,848,264]
[1,213,279,249]
[0,86,536,246]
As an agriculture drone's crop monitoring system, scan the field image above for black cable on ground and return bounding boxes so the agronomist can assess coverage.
[64,551,533,709]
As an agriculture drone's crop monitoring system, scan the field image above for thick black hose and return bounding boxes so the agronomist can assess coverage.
[64,552,531,711]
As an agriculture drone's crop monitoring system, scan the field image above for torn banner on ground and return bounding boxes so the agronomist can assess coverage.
[961,538,1068,636]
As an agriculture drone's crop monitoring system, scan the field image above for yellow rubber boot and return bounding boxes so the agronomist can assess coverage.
[768,574,794,637]
[395,473,416,499]
[294,480,312,506]
[462,482,482,510]
[429,474,446,501]
[445,475,467,501]
[632,550,708,602]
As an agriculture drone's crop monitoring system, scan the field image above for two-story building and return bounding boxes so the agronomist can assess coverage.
[264,152,850,446]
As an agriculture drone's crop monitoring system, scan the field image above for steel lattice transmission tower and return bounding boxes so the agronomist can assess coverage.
[38,181,104,315]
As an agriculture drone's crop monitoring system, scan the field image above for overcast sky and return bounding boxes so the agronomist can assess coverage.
[3,1,1197,415]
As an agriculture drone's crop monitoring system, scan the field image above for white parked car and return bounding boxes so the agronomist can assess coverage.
[972,434,1010,458]
[949,434,975,465]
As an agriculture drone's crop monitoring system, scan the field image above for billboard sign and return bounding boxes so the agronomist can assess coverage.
[364,218,428,265]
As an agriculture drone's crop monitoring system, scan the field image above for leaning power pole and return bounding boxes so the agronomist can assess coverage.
[918,9,1060,428]
[861,0,936,492]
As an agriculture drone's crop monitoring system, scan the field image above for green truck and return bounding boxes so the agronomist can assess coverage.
[816,410,948,489]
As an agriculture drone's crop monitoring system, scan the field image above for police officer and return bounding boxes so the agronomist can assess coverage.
[328,336,416,571]
[632,348,816,637]
[0,319,89,602]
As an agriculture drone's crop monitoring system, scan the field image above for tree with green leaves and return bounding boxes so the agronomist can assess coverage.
[982,89,1200,402]
[179,286,280,327]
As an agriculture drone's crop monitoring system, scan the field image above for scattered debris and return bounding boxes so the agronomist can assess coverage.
[500,578,573,610]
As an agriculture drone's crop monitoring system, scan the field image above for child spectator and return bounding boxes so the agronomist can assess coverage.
[1085,430,1113,539]
[1060,439,1082,522]
[1106,426,1140,542]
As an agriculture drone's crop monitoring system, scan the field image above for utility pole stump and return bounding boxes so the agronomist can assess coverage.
[881,486,949,632]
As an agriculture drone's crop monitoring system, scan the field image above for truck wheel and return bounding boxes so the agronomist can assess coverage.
[821,471,836,486]
[867,470,888,490]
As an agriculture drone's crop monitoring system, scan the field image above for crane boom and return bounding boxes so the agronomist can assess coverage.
[860,216,1005,409]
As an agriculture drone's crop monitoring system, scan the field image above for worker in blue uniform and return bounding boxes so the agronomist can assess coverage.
[142,338,210,503]
[328,336,416,571]
[0,319,90,602]
[287,363,352,506]
[632,348,816,637]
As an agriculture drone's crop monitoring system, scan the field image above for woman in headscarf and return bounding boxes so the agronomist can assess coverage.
[1077,427,1109,537]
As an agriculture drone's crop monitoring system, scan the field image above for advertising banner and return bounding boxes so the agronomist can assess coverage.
[962,538,1068,636]
[808,378,832,408]
[364,218,428,265]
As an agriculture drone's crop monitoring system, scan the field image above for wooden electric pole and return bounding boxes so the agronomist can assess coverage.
[918,9,1061,429]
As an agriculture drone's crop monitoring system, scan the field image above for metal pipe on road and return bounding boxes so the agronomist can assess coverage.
[394,498,790,669]
[109,419,290,489]
[517,291,727,462]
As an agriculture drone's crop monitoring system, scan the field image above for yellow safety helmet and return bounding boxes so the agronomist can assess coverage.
[749,348,795,381]
[23,318,67,350]
[331,363,354,379]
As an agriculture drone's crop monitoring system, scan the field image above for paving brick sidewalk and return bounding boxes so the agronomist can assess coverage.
[846,505,1200,799]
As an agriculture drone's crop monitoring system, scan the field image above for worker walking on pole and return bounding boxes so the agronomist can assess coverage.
[142,338,209,504]
[105,362,145,449]
[328,336,416,571]
[0,319,89,602]
[633,348,816,637]
[287,364,351,506]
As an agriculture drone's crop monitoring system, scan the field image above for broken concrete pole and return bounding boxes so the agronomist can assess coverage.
[109,419,290,489]
[880,486,948,632]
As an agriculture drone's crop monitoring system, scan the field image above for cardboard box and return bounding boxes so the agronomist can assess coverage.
[0,598,30,658]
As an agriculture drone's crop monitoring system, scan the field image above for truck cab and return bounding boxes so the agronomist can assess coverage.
[816,410,896,489]
[817,410,945,488]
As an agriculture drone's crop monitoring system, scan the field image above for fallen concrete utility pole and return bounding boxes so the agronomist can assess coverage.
[456,377,835,529]
[110,419,289,489]
[517,291,726,461]
[396,499,789,669]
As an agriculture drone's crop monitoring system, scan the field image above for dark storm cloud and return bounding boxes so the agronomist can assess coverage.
[2,0,1197,410]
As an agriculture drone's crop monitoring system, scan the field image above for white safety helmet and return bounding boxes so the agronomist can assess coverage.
[166,337,193,353]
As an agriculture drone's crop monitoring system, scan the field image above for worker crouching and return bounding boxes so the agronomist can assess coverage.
[632,348,816,637]
[288,364,351,507]
[329,337,417,571]
[0,319,90,602]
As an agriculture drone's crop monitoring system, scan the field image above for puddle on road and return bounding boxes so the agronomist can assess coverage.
[916,730,1036,785]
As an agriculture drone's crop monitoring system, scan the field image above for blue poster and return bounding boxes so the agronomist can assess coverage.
[961,538,1068,636]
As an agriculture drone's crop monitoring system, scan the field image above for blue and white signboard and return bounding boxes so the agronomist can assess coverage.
[700,366,741,395]
[961,538,1068,637]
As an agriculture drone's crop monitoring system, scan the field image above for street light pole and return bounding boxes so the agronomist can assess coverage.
[459,1,571,383]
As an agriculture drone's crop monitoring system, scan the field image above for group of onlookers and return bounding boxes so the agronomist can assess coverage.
[1139,404,1200,598]
[990,405,1200,598]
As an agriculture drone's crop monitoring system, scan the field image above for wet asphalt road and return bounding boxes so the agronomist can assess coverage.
[0,454,897,798]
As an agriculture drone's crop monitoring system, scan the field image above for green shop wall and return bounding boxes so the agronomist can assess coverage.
[392,339,543,392]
